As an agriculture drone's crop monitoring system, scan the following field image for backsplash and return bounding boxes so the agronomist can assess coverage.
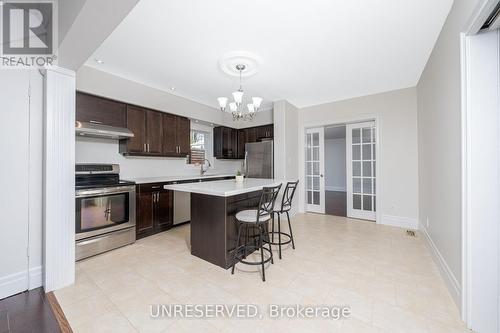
[76,137,243,180]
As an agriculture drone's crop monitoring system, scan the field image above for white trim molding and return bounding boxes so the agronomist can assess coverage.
[0,271,28,300]
[29,266,43,290]
[419,223,461,306]
[379,214,418,230]
[43,67,76,292]
[325,186,346,192]
[0,266,42,299]
[298,114,381,224]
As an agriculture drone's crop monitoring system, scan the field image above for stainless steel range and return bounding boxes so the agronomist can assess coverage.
[75,164,136,261]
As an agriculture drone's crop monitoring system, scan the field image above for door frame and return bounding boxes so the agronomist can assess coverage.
[305,127,326,214]
[299,115,380,223]
[346,121,377,221]
[460,0,500,329]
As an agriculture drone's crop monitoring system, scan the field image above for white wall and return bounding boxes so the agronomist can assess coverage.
[324,138,346,191]
[0,69,44,298]
[298,87,419,229]
[273,100,300,214]
[463,28,500,333]
[416,0,482,309]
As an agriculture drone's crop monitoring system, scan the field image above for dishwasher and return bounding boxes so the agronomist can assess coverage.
[172,178,202,225]
[172,177,235,225]
[173,190,191,225]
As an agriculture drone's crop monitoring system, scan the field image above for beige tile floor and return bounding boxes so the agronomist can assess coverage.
[56,213,471,333]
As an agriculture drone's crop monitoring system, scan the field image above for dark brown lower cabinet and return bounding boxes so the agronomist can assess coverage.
[136,184,173,239]
[190,190,262,268]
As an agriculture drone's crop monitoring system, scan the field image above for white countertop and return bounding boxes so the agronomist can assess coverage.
[125,174,235,184]
[163,178,288,197]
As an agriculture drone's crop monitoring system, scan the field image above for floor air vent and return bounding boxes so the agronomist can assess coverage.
[406,230,416,237]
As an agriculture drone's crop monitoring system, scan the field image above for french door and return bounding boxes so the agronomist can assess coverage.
[305,127,325,213]
[346,122,376,221]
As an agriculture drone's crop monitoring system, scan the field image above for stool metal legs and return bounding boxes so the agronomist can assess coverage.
[231,222,244,275]
[267,211,296,259]
[286,211,295,249]
[231,222,274,282]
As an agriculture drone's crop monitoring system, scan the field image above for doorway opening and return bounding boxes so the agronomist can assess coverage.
[324,125,347,217]
[305,121,377,222]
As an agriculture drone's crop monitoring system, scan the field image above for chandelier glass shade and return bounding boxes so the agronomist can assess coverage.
[217,64,262,121]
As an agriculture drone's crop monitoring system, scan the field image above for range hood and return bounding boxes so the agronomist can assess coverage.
[75,121,134,140]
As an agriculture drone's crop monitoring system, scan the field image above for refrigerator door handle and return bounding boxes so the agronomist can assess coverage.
[244,151,248,176]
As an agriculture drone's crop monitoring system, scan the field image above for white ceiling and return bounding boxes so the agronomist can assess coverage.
[85,0,453,111]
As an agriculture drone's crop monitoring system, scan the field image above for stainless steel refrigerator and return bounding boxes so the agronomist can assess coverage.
[245,141,274,179]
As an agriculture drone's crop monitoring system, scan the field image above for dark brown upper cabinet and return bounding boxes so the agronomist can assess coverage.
[177,116,191,155]
[76,91,127,128]
[257,124,273,140]
[146,110,163,155]
[76,91,190,158]
[122,105,146,154]
[119,107,190,157]
[214,126,239,159]
[162,113,177,155]
[245,127,257,143]
[214,124,274,160]
[120,106,164,155]
[162,114,190,157]
[237,129,246,159]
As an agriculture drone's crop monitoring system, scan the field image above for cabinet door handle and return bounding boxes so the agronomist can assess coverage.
[151,185,161,189]
[143,143,146,152]
[147,143,150,152]
[89,120,103,124]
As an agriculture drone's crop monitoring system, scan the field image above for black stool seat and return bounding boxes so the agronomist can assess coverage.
[231,184,281,282]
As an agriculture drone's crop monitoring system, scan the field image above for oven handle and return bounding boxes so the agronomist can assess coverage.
[76,185,136,198]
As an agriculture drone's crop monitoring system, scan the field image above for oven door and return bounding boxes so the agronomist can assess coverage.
[75,185,136,240]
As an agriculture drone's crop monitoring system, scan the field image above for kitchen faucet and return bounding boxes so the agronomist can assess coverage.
[200,159,211,176]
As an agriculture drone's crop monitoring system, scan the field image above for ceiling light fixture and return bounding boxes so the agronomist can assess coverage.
[95,59,104,64]
[217,64,262,121]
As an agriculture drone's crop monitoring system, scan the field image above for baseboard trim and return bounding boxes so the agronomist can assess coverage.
[419,223,461,307]
[0,266,43,299]
[379,214,419,229]
[0,271,27,300]
[325,186,347,192]
[29,266,43,290]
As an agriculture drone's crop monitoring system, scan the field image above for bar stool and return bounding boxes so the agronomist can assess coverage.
[231,184,282,281]
[268,180,299,259]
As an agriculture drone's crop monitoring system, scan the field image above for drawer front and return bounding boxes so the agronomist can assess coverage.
[138,183,164,193]
[76,227,135,261]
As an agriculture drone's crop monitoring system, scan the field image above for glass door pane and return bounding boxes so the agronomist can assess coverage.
[305,128,325,213]
[347,122,376,220]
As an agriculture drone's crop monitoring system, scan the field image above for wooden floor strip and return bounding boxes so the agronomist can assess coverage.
[46,292,73,333]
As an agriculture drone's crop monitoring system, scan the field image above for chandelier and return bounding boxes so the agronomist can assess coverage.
[217,64,262,121]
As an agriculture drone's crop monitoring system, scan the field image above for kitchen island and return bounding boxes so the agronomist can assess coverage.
[164,178,286,268]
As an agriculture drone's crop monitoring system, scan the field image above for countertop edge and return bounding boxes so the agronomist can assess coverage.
[163,179,288,197]
[125,174,236,184]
